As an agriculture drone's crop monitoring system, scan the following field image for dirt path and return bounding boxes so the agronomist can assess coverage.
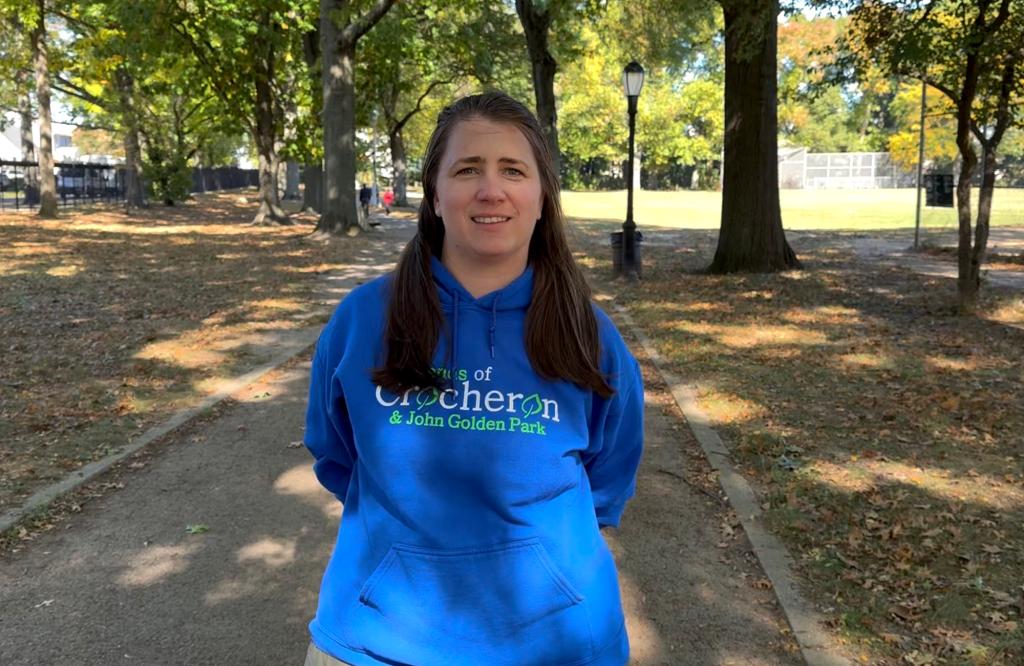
[0,213,803,665]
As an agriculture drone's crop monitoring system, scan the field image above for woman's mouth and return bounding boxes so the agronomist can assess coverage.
[471,216,511,225]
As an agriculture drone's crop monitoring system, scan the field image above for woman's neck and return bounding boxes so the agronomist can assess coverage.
[440,249,527,299]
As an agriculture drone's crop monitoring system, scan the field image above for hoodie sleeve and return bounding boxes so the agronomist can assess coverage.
[583,359,644,528]
[304,334,357,502]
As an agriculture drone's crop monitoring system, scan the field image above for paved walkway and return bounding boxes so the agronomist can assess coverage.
[835,227,1024,290]
[0,213,805,665]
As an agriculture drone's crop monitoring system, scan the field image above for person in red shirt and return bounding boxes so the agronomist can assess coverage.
[381,188,394,214]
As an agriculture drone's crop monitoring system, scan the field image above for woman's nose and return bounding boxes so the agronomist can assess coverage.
[475,171,506,202]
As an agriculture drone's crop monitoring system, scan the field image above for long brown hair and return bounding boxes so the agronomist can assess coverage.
[372,91,613,398]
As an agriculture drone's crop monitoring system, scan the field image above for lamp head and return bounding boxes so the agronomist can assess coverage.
[622,61,645,98]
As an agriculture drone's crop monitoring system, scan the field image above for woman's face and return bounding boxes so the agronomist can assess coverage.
[433,117,543,274]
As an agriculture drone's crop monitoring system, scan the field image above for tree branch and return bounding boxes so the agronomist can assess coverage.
[339,0,398,46]
[986,0,1012,34]
[394,76,457,133]
[52,9,98,35]
[52,75,107,108]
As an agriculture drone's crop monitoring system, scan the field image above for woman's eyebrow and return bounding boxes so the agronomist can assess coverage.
[451,156,529,168]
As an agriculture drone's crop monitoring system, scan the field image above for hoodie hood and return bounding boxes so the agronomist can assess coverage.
[429,255,534,367]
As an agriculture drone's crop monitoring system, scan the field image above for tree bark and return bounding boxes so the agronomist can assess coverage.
[301,28,322,213]
[317,31,360,234]
[389,126,408,207]
[515,0,561,178]
[708,0,799,273]
[251,49,290,226]
[17,71,40,205]
[969,144,998,304]
[285,162,301,199]
[31,0,58,218]
[302,164,323,213]
[315,0,397,236]
[116,68,146,209]
[949,0,1012,315]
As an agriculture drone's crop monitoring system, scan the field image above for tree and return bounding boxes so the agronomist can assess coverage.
[314,0,397,237]
[556,3,723,191]
[359,1,524,207]
[0,11,40,203]
[28,0,57,217]
[51,0,150,208]
[514,0,564,177]
[709,0,800,273]
[842,0,1024,314]
[168,0,312,224]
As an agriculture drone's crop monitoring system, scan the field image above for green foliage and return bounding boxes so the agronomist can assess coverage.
[357,1,526,146]
[558,0,722,190]
[886,81,958,171]
[841,0,1024,144]
[144,149,191,205]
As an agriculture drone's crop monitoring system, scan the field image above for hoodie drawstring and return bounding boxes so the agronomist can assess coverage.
[489,294,500,359]
[449,291,460,388]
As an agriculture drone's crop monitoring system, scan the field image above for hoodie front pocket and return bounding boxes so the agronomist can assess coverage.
[344,537,593,664]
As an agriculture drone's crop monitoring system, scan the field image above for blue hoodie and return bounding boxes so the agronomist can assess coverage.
[304,256,644,666]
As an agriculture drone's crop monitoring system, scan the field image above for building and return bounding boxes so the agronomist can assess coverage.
[1,113,80,162]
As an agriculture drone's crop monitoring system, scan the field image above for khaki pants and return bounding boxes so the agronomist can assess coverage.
[304,641,353,666]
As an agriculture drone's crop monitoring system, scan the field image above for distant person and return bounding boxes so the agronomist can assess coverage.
[302,91,644,666]
[358,183,371,218]
[381,188,394,214]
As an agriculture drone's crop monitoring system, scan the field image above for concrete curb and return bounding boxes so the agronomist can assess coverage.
[612,303,851,666]
[0,268,376,536]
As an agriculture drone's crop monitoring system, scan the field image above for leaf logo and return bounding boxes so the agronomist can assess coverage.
[415,388,438,410]
[521,394,542,419]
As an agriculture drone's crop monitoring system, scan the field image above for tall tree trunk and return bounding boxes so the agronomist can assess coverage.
[303,164,322,213]
[954,144,979,315]
[300,27,323,214]
[389,126,408,207]
[251,56,290,226]
[31,0,57,218]
[116,68,146,209]
[950,0,1012,315]
[971,145,997,296]
[952,27,982,315]
[515,0,561,178]
[314,0,397,236]
[317,33,361,234]
[281,92,301,200]
[709,0,799,273]
[285,162,301,200]
[17,71,40,206]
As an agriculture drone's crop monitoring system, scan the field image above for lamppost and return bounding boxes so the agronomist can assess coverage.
[621,60,644,280]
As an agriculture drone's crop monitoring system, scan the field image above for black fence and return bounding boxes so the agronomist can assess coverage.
[0,160,261,212]
[0,160,125,210]
[192,166,260,193]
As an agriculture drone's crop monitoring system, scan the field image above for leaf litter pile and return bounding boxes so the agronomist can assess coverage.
[0,193,411,530]
[574,223,1023,665]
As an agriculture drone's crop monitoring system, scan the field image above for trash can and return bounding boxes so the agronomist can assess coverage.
[610,230,643,277]
[924,173,954,207]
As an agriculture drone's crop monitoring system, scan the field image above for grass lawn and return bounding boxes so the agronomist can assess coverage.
[562,187,1024,231]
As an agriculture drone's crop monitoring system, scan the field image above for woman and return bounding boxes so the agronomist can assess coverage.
[303,91,644,666]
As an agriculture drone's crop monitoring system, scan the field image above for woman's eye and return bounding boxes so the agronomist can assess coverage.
[503,167,524,177]
[456,167,479,175]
